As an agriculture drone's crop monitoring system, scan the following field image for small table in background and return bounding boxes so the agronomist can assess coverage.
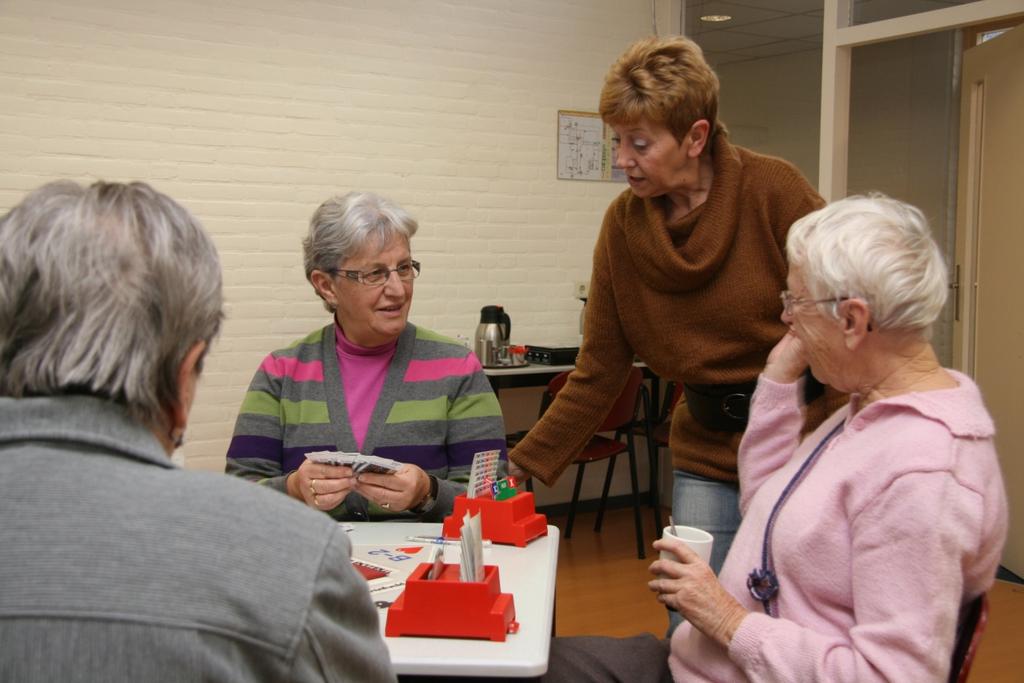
[484,362,663,420]
[483,363,575,396]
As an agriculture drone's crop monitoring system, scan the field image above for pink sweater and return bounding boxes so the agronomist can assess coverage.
[670,370,1008,682]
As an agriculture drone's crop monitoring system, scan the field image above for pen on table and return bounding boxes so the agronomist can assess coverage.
[406,535,492,546]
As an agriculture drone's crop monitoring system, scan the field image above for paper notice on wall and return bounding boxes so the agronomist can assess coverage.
[557,110,625,182]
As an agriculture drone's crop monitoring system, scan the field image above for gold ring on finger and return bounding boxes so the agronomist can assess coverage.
[310,479,317,495]
[313,494,320,507]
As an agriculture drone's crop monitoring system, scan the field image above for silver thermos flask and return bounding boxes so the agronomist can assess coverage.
[474,305,511,367]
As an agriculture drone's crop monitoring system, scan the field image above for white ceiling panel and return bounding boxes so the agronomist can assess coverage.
[686,1,788,29]
[700,50,752,66]
[732,39,821,59]
[687,0,970,64]
[712,0,822,13]
[693,29,782,52]
[730,14,825,39]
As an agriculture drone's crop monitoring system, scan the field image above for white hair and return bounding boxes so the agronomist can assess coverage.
[0,180,224,426]
[786,194,948,338]
[303,191,418,312]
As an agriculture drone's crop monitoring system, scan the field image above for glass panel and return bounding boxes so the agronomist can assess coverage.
[853,0,978,25]
[847,30,960,364]
[713,46,823,184]
[694,0,825,187]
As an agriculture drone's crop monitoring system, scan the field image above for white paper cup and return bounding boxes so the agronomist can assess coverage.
[660,525,714,565]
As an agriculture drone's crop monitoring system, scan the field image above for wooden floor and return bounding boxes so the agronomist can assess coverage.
[550,505,1024,681]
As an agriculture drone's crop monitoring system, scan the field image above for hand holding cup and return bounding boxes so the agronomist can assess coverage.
[649,522,748,647]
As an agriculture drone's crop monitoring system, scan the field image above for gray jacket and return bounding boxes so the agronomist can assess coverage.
[0,395,396,683]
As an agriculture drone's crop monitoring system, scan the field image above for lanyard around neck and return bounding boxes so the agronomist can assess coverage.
[746,420,845,617]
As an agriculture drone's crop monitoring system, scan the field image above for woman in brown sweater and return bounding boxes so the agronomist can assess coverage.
[509,36,840,619]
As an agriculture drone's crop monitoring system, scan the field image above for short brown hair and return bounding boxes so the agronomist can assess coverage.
[599,36,720,141]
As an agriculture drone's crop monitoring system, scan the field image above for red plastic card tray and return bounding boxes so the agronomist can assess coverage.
[441,491,547,547]
[385,562,516,641]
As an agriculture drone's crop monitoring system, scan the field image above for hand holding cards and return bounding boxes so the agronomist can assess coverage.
[306,450,403,474]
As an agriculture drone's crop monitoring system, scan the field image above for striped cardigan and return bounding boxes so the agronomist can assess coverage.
[226,322,507,521]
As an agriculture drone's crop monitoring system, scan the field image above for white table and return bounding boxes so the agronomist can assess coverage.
[347,522,560,678]
[482,363,575,396]
[483,363,575,378]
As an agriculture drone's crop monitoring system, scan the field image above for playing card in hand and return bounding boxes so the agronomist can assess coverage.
[306,450,402,474]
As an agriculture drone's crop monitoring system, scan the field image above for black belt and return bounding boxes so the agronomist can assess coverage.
[683,371,825,434]
[683,381,757,433]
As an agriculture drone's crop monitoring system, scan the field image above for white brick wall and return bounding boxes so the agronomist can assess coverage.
[1,0,661,475]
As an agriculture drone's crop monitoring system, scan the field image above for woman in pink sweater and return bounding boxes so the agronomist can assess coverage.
[542,195,1008,682]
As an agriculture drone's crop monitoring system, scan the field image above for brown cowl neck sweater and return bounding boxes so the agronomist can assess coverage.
[511,133,844,486]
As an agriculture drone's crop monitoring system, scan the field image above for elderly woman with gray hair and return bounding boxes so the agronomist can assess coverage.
[0,181,395,681]
[227,191,506,521]
[541,195,1008,683]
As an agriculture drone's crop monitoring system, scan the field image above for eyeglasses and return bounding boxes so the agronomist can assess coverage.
[779,290,845,316]
[331,260,421,287]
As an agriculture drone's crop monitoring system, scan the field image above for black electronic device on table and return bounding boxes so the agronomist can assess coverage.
[524,345,579,365]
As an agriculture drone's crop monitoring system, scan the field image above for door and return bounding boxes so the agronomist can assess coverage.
[954,25,1024,577]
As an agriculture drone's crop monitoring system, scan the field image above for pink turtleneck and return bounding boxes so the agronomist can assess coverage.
[334,324,398,450]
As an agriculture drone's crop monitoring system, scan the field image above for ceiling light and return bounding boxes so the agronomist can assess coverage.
[700,14,732,22]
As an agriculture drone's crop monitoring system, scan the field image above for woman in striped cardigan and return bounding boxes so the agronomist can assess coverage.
[226,192,507,521]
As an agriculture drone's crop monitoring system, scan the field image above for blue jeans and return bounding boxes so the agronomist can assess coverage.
[666,470,741,636]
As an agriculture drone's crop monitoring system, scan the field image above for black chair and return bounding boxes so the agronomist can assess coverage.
[539,366,650,559]
[635,381,682,537]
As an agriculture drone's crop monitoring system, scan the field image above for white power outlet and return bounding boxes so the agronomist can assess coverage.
[574,281,589,299]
